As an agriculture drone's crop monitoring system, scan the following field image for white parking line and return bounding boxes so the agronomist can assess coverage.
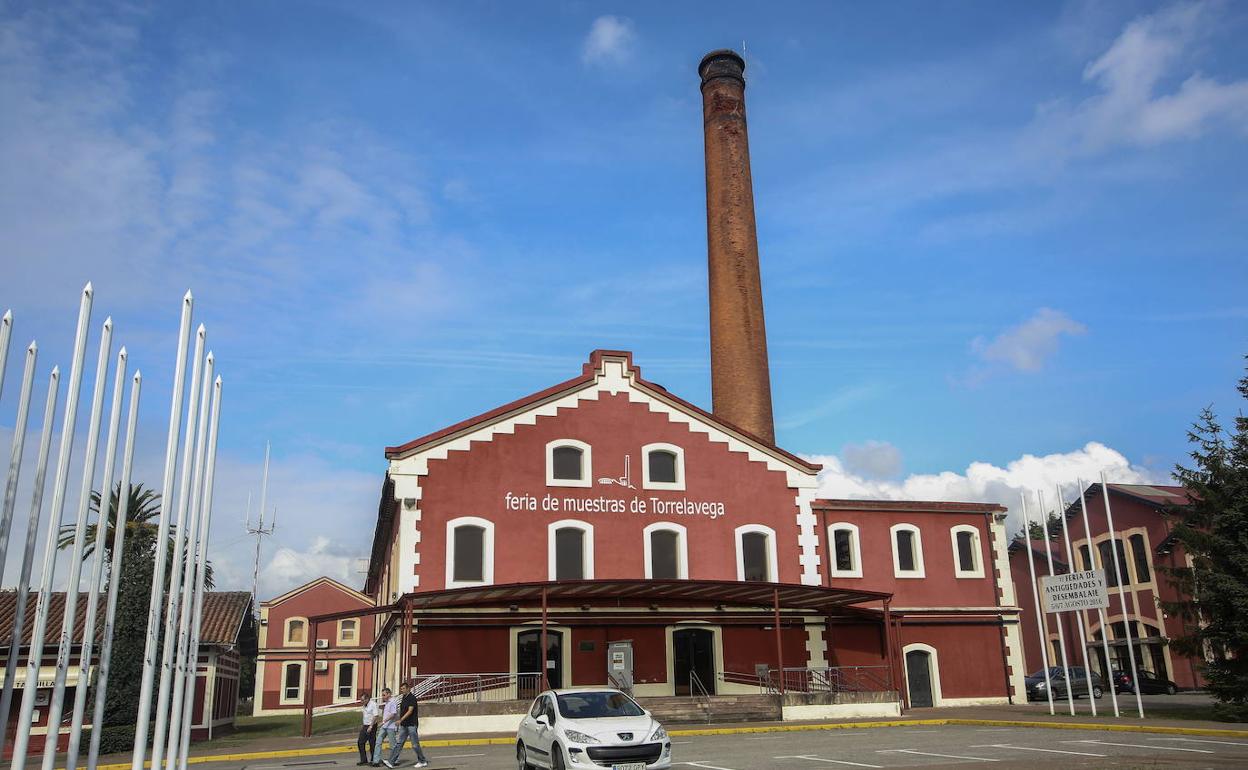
[774,755,882,768]
[971,744,1107,757]
[1149,736,1248,747]
[682,763,739,770]
[429,753,485,759]
[878,749,999,762]
[1063,740,1213,753]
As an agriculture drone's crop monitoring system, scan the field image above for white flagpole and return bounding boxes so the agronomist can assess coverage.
[178,376,222,769]
[149,329,207,770]
[0,366,59,753]
[65,348,127,770]
[164,353,213,769]
[11,284,93,768]
[1101,472,1145,719]
[132,294,194,770]
[1078,477,1120,717]
[0,309,12,400]
[0,341,38,576]
[42,316,114,766]
[88,371,141,770]
[1055,484,1097,716]
[1038,489,1076,716]
[1019,492,1055,715]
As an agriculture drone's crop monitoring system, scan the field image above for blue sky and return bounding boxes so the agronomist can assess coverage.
[1,1,1245,596]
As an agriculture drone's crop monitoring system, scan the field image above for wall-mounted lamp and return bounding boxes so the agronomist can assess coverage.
[402,498,417,510]
[509,604,519,612]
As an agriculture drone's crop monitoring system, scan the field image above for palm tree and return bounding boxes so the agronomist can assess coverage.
[58,482,214,589]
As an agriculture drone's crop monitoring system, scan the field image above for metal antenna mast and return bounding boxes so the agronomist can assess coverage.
[245,442,276,611]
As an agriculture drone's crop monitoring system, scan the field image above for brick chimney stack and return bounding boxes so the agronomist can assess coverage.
[699,49,775,444]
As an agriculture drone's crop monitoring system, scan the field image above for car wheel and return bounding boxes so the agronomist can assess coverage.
[516,742,532,770]
[550,745,566,770]
[1093,686,1103,699]
[1168,684,1178,695]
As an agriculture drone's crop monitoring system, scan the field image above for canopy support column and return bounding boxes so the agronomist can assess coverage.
[302,620,317,737]
[773,587,784,695]
[540,586,549,692]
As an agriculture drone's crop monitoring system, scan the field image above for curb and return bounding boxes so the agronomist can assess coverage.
[87,717,1248,769]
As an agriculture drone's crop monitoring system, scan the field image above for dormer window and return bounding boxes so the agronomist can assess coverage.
[546,439,592,488]
[642,443,685,490]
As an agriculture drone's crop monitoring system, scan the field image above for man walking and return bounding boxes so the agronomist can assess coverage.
[385,681,430,768]
[357,689,380,765]
[370,687,397,767]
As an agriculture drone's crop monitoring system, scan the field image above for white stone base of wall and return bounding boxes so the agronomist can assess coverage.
[937,696,1012,707]
[781,702,901,721]
[419,712,526,737]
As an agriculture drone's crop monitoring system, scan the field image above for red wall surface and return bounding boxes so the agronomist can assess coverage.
[901,623,1011,699]
[414,393,804,590]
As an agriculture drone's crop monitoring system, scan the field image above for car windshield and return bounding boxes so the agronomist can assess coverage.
[1029,667,1067,679]
[556,691,645,719]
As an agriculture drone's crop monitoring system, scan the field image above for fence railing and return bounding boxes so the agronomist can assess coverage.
[774,665,894,694]
[408,672,542,703]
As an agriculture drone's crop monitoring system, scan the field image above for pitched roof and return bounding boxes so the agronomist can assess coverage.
[383,350,821,473]
[261,576,370,607]
[0,590,251,650]
[814,499,1006,515]
[1062,482,1193,519]
[1008,537,1070,569]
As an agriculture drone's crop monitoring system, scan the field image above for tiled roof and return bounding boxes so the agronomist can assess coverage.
[0,590,251,650]
[1107,483,1193,507]
[814,499,1006,515]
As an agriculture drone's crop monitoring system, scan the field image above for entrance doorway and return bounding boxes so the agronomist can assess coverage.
[517,629,563,692]
[672,628,715,696]
[905,649,935,708]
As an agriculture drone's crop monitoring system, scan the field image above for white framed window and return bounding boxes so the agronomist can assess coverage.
[890,523,925,578]
[284,617,308,647]
[548,519,595,580]
[546,439,592,488]
[445,516,495,588]
[337,618,358,646]
[950,525,985,578]
[641,443,685,491]
[281,661,305,704]
[643,522,689,579]
[335,661,356,702]
[828,523,863,578]
[734,524,778,582]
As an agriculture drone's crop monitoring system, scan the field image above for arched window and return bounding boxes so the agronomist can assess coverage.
[950,525,984,578]
[281,661,304,703]
[890,524,925,578]
[644,522,688,579]
[641,443,685,490]
[735,525,777,582]
[335,661,356,701]
[1129,533,1151,583]
[285,617,307,647]
[338,619,357,646]
[828,523,862,578]
[1079,544,1093,572]
[446,516,495,588]
[548,520,595,580]
[1098,539,1131,587]
[546,439,592,487]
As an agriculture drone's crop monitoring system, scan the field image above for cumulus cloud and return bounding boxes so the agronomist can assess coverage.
[1032,1,1248,155]
[971,308,1086,374]
[254,537,366,599]
[581,16,636,66]
[840,440,903,479]
[808,441,1161,536]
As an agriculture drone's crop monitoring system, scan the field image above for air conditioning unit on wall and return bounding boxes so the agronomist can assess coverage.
[315,639,328,649]
[315,660,328,672]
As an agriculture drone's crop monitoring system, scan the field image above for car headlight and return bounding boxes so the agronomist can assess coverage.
[563,729,599,744]
[650,724,668,741]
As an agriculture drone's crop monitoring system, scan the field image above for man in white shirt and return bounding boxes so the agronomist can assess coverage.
[370,688,397,767]
[357,690,381,765]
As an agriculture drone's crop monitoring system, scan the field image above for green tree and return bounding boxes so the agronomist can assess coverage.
[1164,362,1248,721]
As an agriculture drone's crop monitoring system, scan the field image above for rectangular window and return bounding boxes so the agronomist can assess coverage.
[834,529,854,572]
[552,446,583,480]
[284,664,303,701]
[287,619,305,645]
[648,451,677,483]
[555,527,585,580]
[1130,534,1151,582]
[956,531,976,573]
[1098,541,1118,586]
[337,663,355,700]
[742,533,769,582]
[896,530,916,572]
[1115,540,1131,586]
[340,619,357,644]
[650,530,679,579]
[453,525,485,582]
[1079,545,1092,572]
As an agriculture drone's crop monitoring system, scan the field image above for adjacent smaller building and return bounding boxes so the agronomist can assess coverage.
[253,577,376,716]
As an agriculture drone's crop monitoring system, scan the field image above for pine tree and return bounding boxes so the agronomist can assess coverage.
[1164,362,1248,721]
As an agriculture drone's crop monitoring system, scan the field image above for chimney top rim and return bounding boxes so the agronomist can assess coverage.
[698,49,745,84]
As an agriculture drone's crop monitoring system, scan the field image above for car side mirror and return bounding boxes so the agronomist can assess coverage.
[535,715,549,728]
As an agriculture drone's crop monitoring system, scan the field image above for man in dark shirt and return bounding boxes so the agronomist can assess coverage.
[384,681,429,768]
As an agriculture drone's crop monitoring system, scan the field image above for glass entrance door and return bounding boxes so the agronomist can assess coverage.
[517,629,564,692]
[672,628,715,696]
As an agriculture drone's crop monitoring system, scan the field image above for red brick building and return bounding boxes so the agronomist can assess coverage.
[1008,483,1206,691]
[253,577,375,716]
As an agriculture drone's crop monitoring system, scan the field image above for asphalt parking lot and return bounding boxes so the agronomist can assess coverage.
[218,724,1248,770]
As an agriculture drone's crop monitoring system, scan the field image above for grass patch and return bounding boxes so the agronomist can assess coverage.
[205,711,359,748]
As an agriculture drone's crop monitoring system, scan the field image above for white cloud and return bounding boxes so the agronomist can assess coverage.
[971,308,1086,373]
[581,16,636,66]
[254,537,365,599]
[1032,1,1248,155]
[840,440,903,479]
[809,440,1162,537]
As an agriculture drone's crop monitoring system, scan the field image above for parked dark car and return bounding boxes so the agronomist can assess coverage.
[1111,669,1180,695]
[1025,667,1105,700]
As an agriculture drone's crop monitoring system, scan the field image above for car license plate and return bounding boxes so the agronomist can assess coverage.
[612,764,646,770]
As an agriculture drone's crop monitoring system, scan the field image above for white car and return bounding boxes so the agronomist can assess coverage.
[516,688,672,770]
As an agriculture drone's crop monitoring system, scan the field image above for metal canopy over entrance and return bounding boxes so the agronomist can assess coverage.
[300,579,894,736]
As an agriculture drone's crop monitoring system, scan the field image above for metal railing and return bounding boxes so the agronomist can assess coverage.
[688,670,712,723]
[775,665,894,694]
[407,672,542,703]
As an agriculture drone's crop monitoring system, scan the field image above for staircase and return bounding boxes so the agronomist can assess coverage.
[636,695,780,725]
